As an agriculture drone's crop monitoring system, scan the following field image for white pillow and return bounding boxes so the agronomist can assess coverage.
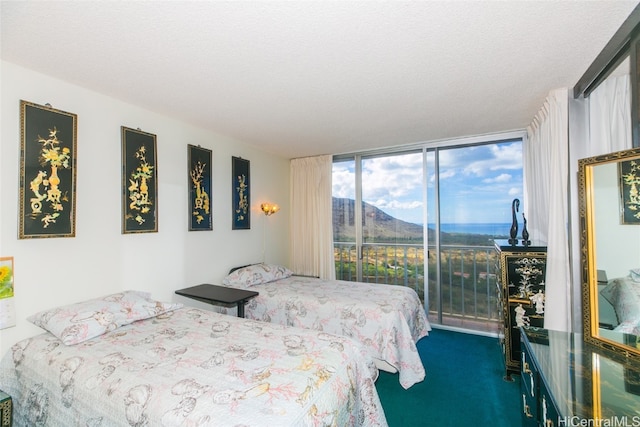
[28,290,182,345]
[223,263,293,287]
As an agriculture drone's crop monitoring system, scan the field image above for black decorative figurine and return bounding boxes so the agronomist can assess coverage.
[509,198,519,245]
[521,213,530,247]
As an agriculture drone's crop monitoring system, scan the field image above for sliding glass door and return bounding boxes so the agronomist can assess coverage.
[333,135,523,334]
[427,141,522,332]
[332,151,424,291]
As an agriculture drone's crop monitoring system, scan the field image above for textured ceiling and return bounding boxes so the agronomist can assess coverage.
[1,1,638,159]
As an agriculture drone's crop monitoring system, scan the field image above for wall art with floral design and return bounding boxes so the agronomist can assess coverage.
[232,156,250,230]
[188,145,212,231]
[121,127,158,233]
[19,100,77,238]
[619,157,640,224]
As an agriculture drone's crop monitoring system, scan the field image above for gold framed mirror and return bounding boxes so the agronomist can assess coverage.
[579,147,640,361]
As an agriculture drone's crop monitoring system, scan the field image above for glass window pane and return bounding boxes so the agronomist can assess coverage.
[361,152,424,244]
[437,139,522,332]
[438,140,522,244]
[332,158,356,280]
[360,152,425,292]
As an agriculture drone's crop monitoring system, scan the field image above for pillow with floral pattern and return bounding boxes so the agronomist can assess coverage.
[27,290,182,345]
[223,263,293,287]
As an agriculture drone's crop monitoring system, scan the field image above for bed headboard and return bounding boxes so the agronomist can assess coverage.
[228,264,258,274]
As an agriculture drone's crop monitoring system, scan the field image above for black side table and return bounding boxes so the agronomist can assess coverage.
[175,284,258,318]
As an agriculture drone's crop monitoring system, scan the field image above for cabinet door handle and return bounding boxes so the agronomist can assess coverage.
[522,395,533,418]
[545,419,554,427]
[522,361,532,375]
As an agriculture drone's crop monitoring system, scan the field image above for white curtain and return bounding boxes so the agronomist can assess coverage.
[524,88,571,332]
[587,73,631,155]
[289,155,336,279]
[527,76,632,333]
[569,73,631,331]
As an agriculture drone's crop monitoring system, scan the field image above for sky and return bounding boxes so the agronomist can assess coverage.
[332,140,523,225]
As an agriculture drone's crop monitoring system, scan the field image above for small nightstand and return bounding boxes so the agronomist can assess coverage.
[0,390,11,427]
[175,284,259,318]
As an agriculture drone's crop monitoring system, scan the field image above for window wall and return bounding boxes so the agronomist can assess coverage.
[332,132,524,334]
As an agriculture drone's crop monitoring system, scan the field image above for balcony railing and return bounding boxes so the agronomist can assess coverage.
[334,242,500,334]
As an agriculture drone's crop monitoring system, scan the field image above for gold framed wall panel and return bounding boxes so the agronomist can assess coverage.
[121,126,158,234]
[188,145,212,231]
[19,100,77,239]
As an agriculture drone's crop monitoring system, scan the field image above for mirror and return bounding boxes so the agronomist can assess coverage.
[591,352,640,421]
[579,147,640,361]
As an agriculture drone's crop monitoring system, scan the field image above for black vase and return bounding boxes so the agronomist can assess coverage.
[521,213,530,246]
[509,198,519,245]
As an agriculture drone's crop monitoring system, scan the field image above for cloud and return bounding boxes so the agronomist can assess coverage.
[361,153,423,200]
[438,169,456,180]
[332,139,523,224]
[483,173,512,183]
[436,141,521,176]
[372,199,423,210]
[508,187,520,196]
[332,162,355,198]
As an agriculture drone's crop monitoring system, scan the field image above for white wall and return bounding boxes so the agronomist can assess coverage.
[593,162,640,279]
[0,61,291,355]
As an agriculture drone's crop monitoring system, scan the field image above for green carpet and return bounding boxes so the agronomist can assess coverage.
[375,327,521,426]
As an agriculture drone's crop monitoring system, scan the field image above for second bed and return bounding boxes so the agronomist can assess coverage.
[216,263,431,389]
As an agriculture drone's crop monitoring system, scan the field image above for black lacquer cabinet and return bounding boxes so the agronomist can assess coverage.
[495,240,547,380]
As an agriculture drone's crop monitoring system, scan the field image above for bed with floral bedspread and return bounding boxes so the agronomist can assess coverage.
[0,291,387,427]
[601,274,640,336]
[218,264,431,389]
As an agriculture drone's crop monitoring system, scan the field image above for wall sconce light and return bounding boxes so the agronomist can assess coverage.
[261,203,280,216]
[261,202,279,263]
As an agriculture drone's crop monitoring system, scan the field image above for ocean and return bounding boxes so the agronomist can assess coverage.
[428,223,512,237]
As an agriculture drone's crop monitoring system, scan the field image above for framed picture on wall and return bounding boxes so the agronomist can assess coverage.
[188,145,212,231]
[121,126,158,233]
[19,100,77,239]
[0,256,14,301]
[619,158,640,224]
[0,256,15,329]
[232,156,250,230]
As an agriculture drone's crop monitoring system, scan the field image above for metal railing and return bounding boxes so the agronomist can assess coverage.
[334,242,500,333]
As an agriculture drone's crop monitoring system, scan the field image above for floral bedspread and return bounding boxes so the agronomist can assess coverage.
[222,276,431,389]
[0,307,387,427]
[602,276,640,336]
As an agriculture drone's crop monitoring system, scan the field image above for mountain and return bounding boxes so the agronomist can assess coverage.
[332,197,500,245]
[332,197,427,242]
